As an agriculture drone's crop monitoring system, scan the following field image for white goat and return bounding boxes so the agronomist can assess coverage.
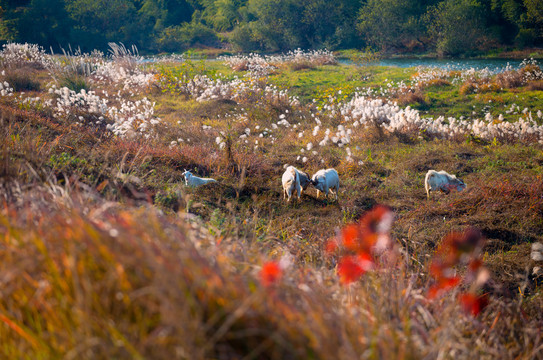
[311,168,340,200]
[282,166,301,202]
[424,170,466,199]
[182,170,217,187]
[297,168,312,195]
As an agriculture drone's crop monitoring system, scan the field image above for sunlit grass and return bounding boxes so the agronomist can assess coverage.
[0,46,542,358]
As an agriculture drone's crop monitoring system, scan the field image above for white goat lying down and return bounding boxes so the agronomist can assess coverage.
[282,166,302,202]
[311,168,340,200]
[182,170,218,187]
[424,170,466,199]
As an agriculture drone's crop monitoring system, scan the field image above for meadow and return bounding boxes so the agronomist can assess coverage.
[1,43,542,359]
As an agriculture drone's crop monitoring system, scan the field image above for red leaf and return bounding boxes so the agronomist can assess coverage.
[341,224,360,251]
[459,293,489,316]
[260,261,282,287]
[338,256,366,285]
[468,259,482,272]
[427,276,461,299]
[440,276,461,289]
[325,238,339,254]
[427,285,441,300]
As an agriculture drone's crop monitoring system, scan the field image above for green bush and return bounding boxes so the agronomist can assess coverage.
[515,28,537,47]
[426,0,485,56]
[156,22,220,52]
[229,23,262,52]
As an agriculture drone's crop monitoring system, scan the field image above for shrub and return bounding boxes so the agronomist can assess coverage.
[395,89,426,106]
[520,63,543,82]
[156,23,219,52]
[4,68,41,92]
[0,43,54,69]
[229,23,262,52]
[418,78,451,89]
[58,73,89,92]
[459,81,477,95]
[494,70,524,89]
[478,82,500,93]
[526,80,543,91]
[515,28,537,47]
[288,60,315,71]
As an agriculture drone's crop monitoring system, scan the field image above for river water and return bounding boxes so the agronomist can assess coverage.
[341,58,528,72]
[146,54,537,73]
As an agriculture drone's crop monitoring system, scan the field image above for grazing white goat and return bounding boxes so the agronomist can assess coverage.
[182,170,217,187]
[282,166,302,202]
[297,168,312,194]
[424,170,466,199]
[311,168,340,200]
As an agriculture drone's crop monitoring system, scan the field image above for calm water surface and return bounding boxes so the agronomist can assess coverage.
[342,58,526,72]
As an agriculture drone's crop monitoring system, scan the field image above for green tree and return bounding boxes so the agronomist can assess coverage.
[521,0,543,44]
[17,0,72,48]
[155,22,218,52]
[426,0,486,56]
[0,0,29,42]
[240,0,361,51]
[139,0,194,33]
[196,0,248,31]
[357,0,429,52]
[246,0,307,50]
[486,0,523,43]
[66,0,140,50]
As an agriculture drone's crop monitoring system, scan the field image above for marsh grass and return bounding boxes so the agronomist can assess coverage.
[4,67,41,92]
[1,184,541,359]
[58,73,89,92]
[0,50,542,358]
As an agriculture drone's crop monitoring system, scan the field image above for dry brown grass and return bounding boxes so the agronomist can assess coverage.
[494,70,524,89]
[417,78,451,89]
[288,61,316,71]
[1,182,541,359]
[1,58,543,358]
[3,67,42,92]
[459,81,478,95]
[394,88,427,106]
[526,80,543,91]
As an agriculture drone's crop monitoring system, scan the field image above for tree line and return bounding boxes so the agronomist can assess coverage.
[0,0,541,55]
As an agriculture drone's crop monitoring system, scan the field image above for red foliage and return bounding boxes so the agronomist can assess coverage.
[340,205,393,254]
[428,228,490,316]
[337,254,374,285]
[260,261,282,287]
[430,229,484,281]
[325,238,339,254]
[459,293,489,316]
[333,205,394,285]
[428,276,461,299]
[338,256,366,285]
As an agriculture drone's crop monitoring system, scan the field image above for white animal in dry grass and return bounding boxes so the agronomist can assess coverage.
[297,168,312,194]
[424,170,466,199]
[282,166,302,202]
[182,170,217,187]
[532,242,543,278]
[311,168,340,200]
